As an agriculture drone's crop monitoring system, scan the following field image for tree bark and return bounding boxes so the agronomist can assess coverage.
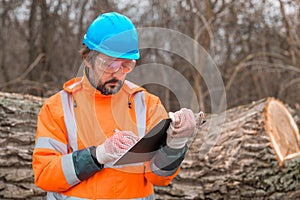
[0,92,44,199]
[155,98,300,200]
[0,92,299,199]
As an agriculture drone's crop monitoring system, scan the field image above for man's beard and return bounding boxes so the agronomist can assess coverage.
[86,67,123,95]
[97,78,123,95]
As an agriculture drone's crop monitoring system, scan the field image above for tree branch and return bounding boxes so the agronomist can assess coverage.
[0,53,45,89]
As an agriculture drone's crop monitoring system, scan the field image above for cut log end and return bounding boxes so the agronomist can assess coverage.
[263,97,300,167]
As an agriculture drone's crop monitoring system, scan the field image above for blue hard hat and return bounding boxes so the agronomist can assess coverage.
[83,12,140,60]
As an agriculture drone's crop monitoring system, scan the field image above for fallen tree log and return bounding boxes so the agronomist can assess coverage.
[0,92,44,199]
[155,98,300,199]
[0,92,299,199]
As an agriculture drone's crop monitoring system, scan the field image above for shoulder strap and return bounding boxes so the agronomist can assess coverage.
[134,91,146,138]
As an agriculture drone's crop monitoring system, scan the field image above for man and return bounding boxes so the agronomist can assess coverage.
[32,12,200,199]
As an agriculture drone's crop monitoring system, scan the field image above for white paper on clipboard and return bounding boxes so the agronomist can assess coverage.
[113,118,172,166]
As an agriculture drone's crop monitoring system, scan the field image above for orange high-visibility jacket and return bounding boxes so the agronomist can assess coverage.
[32,73,187,199]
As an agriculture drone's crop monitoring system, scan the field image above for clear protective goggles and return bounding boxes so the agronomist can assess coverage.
[95,56,136,73]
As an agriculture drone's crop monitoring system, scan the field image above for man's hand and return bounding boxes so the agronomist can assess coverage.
[96,130,138,164]
[167,108,204,149]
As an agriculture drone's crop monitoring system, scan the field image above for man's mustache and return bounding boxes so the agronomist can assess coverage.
[104,79,122,85]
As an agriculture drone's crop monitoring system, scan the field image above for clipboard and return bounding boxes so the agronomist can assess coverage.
[113,118,172,166]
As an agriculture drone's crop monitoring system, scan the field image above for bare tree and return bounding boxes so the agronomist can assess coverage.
[0,0,299,114]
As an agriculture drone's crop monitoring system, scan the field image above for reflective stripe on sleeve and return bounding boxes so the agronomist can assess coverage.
[35,137,68,155]
[60,90,78,151]
[35,136,81,186]
[61,154,81,186]
[134,91,146,138]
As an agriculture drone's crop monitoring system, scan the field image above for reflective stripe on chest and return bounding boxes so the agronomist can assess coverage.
[59,89,146,155]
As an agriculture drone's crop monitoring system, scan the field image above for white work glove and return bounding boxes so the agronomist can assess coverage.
[167,108,204,149]
[96,130,138,164]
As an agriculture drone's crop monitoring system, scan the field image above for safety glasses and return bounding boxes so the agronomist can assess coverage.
[95,56,136,73]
